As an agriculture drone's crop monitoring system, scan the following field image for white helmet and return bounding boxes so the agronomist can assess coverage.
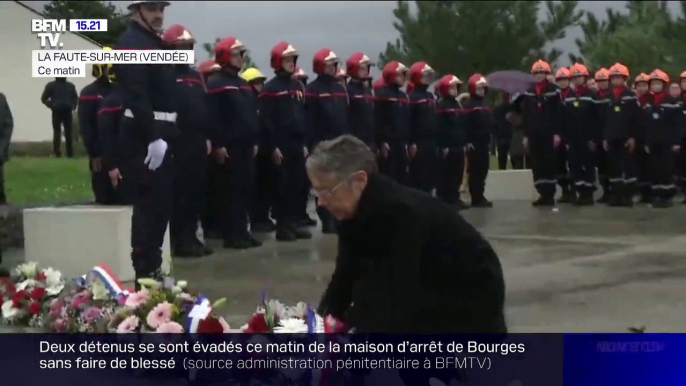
[128,1,170,9]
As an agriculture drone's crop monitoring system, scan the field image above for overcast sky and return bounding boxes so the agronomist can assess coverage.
[23,1,684,74]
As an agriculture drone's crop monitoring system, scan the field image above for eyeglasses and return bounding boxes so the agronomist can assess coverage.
[311,172,359,199]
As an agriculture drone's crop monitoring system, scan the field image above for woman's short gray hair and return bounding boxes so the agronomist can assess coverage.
[306,135,378,180]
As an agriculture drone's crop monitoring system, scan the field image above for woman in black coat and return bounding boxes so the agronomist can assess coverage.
[309,134,507,334]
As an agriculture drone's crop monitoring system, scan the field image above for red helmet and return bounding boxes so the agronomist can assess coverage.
[346,52,374,79]
[435,75,462,97]
[408,62,434,84]
[373,78,386,91]
[161,24,195,46]
[199,60,219,75]
[270,41,298,71]
[313,49,340,75]
[468,73,488,94]
[381,61,408,84]
[215,37,247,67]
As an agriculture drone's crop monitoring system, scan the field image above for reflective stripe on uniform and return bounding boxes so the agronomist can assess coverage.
[124,109,177,122]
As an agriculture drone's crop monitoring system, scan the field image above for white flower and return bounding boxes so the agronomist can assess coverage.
[176,280,188,289]
[91,281,110,301]
[175,293,192,301]
[273,318,308,333]
[43,268,62,287]
[285,302,308,319]
[1,300,19,321]
[15,279,38,291]
[15,262,38,278]
[171,286,182,294]
[46,283,65,296]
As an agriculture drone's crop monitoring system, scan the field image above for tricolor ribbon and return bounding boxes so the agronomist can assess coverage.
[186,295,212,333]
[75,264,133,299]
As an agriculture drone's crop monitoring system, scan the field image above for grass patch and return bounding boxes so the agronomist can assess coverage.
[5,157,93,206]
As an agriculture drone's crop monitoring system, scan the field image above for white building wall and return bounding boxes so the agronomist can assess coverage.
[0,1,102,142]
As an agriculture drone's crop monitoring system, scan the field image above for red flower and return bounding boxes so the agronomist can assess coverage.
[197,316,223,334]
[12,291,30,308]
[245,313,269,334]
[31,287,47,301]
[0,277,11,285]
[28,302,42,315]
[35,272,47,281]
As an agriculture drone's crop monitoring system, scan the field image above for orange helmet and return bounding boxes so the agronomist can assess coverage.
[634,73,649,84]
[609,63,629,78]
[435,74,462,97]
[467,73,488,94]
[270,41,298,71]
[312,48,340,75]
[649,69,669,84]
[346,52,374,79]
[408,62,435,84]
[570,63,589,78]
[381,61,409,84]
[531,60,552,74]
[595,68,609,81]
[215,37,247,67]
[555,68,570,80]
[161,24,195,46]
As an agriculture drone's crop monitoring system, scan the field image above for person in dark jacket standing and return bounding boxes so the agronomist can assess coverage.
[117,0,177,285]
[603,63,639,207]
[644,70,682,208]
[593,68,612,203]
[305,49,350,234]
[521,60,563,206]
[41,77,78,158]
[0,93,13,205]
[162,25,213,257]
[633,73,652,204]
[375,61,410,185]
[311,135,506,333]
[259,42,312,242]
[435,75,468,209]
[345,53,375,151]
[493,92,512,170]
[462,74,494,207]
[407,62,439,195]
[78,49,114,204]
[554,68,574,203]
[206,37,261,250]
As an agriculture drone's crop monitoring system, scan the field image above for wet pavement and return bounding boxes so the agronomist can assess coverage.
[5,200,686,332]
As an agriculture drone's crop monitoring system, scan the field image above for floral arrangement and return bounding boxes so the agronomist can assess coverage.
[44,277,121,333]
[0,262,65,327]
[241,297,350,334]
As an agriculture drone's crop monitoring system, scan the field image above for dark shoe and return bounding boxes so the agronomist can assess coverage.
[652,199,672,208]
[296,215,317,227]
[290,225,312,239]
[172,243,204,258]
[608,194,633,207]
[638,194,652,204]
[244,233,263,247]
[251,221,276,233]
[573,193,595,206]
[205,230,223,240]
[471,198,493,208]
[597,192,610,204]
[275,225,297,242]
[558,193,575,203]
[532,196,555,206]
[456,200,470,210]
[322,220,337,234]
[223,237,252,249]
[192,238,214,256]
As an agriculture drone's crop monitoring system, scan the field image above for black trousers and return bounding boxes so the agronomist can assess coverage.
[378,141,409,186]
[217,144,255,240]
[171,141,207,246]
[130,151,174,277]
[437,147,465,204]
[529,134,557,197]
[274,143,307,225]
[250,150,276,224]
[635,145,651,197]
[510,154,529,170]
[51,110,73,157]
[596,145,610,193]
[202,157,220,234]
[649,144,677,200]
[496,138,511,170]
[606,138,638,196]
[410,141,439,194]
[467,143,490,201]
[677,140,686,190]
[568,142,597,193]
[557,145,570,190]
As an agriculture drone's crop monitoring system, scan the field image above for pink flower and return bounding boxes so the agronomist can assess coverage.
[124,289,149,309]
[54,318,68,333]
[49,300,64,318]
[116,315,139,333]
[70,292,91,309]
[156,321,184,333]
[117,295,127,306]
[83,307,102,324]
[146,302,172,329]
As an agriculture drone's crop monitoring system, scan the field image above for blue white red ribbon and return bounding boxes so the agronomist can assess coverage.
[75,264,133,299]
[186,295,212,333]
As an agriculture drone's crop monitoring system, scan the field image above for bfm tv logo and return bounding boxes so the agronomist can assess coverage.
[596,341,665,353]
[32,19,66,48]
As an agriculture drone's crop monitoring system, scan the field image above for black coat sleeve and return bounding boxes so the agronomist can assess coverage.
[78,98,99,158]
[41,83,52,109]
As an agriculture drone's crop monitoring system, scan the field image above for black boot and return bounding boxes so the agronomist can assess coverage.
[471,197,493,208]
[532,195,555,206]
[251,220,276,233]
[638,193,652,204]
[243,233,263,248]
[275,224,297,242]
[296,214,317,227]
[172,242,204,258]
[558,186,575,203]
[223,236,252,249]
[290,224,313,239]
[652,198,672,208]
[573,191,594,206]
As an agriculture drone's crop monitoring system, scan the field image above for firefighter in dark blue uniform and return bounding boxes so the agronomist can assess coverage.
[78,47,114,204]
[345,53,376,152]
[117,0,177,284]
[593,68,612,203]
[521,60,563,206]
[305,48,349,234]
[259,42,312,242]
[161,25,213,257]
[554,68,574,203]
[375,61,410,185]
[435,75,468,209]
[205,37,261,250]
[406,62,439,195]
[633,73,652,204]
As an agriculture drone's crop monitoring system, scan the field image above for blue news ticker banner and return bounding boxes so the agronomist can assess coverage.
[0,333,682,385]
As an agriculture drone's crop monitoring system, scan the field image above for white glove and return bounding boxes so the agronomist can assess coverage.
[144,139,168,170]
